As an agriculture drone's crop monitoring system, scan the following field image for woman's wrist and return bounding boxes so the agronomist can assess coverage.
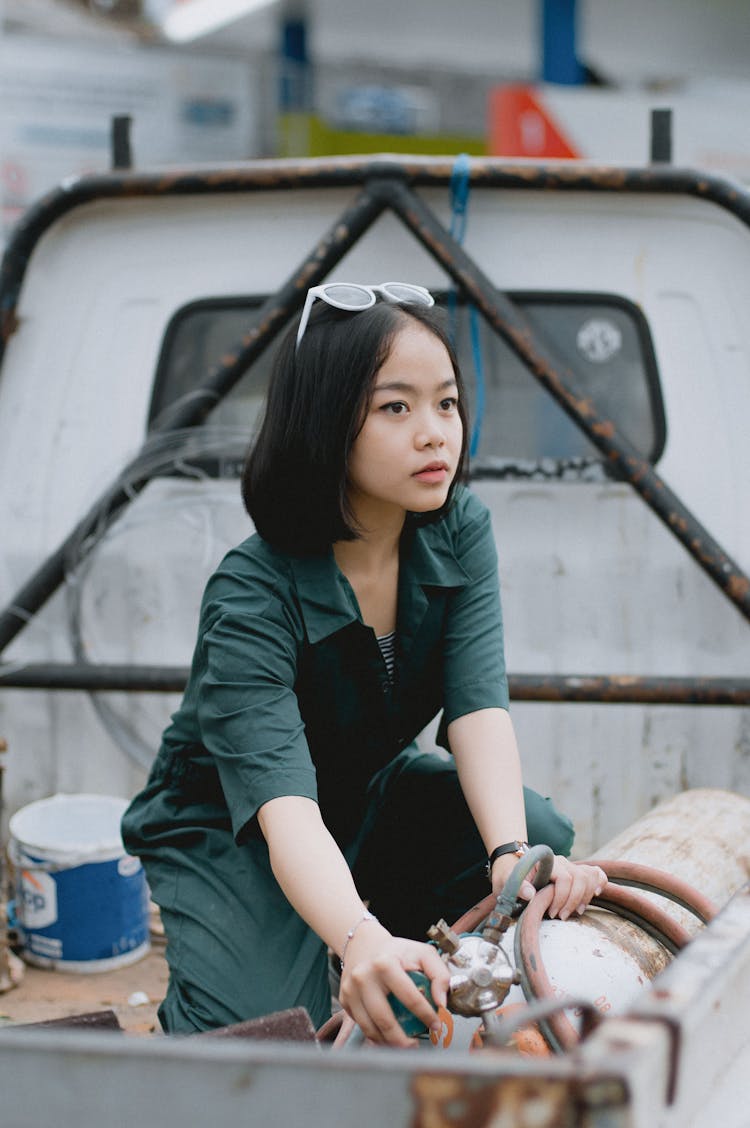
[485,840,529,881]
[489,849,535,894]
[340,910,380,968]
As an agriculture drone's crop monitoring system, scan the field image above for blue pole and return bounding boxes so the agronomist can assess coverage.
[279,12,310,112]
[541,0,586,85]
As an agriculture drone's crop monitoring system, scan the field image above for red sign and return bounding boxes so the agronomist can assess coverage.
[489,85,580,159]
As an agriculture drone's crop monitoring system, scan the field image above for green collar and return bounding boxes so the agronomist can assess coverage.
[288,522,470,646]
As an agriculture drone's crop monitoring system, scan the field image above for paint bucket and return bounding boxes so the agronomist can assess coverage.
[9,793,150,972]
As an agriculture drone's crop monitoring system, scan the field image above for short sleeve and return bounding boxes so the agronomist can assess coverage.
[441,496,509,725]
[197,594,318,842]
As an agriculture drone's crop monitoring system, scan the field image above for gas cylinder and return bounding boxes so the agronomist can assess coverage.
[422,788,750,1053]
[590,787,750,934]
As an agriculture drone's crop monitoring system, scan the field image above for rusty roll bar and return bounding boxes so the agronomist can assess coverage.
[508,675,750,706]
[381,177,750,623]
[5,156,750,348]
[0,663,748,705]
[0,157,748,658]
[0,186,388,655]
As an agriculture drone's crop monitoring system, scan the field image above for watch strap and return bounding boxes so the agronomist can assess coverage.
[486,840,529,880]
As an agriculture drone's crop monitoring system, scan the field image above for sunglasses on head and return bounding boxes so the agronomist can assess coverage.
[295,282,435,350]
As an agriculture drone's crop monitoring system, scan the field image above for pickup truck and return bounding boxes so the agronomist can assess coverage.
[0,154,748,1126]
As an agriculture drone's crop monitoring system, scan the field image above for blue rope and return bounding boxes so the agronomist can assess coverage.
[449,153,485,458]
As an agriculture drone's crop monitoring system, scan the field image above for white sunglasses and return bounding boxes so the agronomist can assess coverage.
[295,281,435,349]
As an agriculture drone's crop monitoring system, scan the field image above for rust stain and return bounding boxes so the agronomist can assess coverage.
[728,574,750,599]
[567,394,594,418]
[478,1004,552,1058]
[577,911,670,980]
[498,165,543,182]
[410,1073,573,1128]
[668,513,689,533]
[1,309,19,342]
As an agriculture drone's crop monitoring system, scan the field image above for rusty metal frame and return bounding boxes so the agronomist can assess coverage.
[0,156,748,702]
[0,664,747,707]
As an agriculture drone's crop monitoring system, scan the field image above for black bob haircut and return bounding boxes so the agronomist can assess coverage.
[241,300,469,555]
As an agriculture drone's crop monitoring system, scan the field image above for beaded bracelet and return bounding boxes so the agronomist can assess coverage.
[340,910,378,970]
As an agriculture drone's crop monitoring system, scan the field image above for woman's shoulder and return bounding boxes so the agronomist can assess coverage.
[426,486,491,543]
[201,532,298,618]
[414,487,496,577]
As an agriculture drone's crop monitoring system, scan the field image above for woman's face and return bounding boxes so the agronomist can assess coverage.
[346,319,463,530]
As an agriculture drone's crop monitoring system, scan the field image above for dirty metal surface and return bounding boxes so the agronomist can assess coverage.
[409,1072,598,1128]
[15,1009,122,1031]
[574,911,671,983]
[0,1025,635,1128]
[592,789,750,935]
[579,884,750,1126]
[628,884,750,1123]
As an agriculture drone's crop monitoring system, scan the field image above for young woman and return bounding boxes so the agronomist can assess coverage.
[122,284,605,1045]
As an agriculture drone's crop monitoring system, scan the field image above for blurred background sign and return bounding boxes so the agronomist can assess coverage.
[0,29,257,239]
[4,0,750,240]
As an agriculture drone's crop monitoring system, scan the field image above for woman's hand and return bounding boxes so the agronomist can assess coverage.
[544,857,607,920]
[338,921,450,1048]
[491,853,607,921]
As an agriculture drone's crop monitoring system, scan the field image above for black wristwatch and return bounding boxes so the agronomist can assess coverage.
[486,840,530,881]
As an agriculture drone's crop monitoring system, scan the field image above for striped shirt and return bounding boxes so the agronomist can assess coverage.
[377,630,397,683]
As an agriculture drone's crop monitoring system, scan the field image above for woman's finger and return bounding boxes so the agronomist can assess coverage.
[547,863,573,918]
[355,973,426,1046]
[549,861,606,920]
[379,967,444,1038]
[558,867,590,920]
[344,971,414,1046]
[340,937,452,1047]
[412,943,450,1010]
[343,958,435,1046]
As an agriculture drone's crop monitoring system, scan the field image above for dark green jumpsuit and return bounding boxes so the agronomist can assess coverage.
[121,488,573,1033]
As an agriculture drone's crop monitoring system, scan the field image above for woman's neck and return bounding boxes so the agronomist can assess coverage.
[333,525,401,579]
[333,519,403,636]
[335,496,405,572]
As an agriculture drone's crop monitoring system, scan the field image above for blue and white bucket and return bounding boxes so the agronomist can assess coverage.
[9,793,150,972]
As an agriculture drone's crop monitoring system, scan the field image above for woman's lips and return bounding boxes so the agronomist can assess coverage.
[413,463,449,482]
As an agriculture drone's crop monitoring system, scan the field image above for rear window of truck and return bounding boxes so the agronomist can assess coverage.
[149,293,665,479]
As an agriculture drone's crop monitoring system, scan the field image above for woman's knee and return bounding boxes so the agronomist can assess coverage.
[523,786,575,856]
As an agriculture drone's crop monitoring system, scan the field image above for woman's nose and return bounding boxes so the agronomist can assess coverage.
[415,422,446,448]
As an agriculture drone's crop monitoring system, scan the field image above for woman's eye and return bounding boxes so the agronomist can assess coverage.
[381,401,408,415]
[439,397,459,412]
